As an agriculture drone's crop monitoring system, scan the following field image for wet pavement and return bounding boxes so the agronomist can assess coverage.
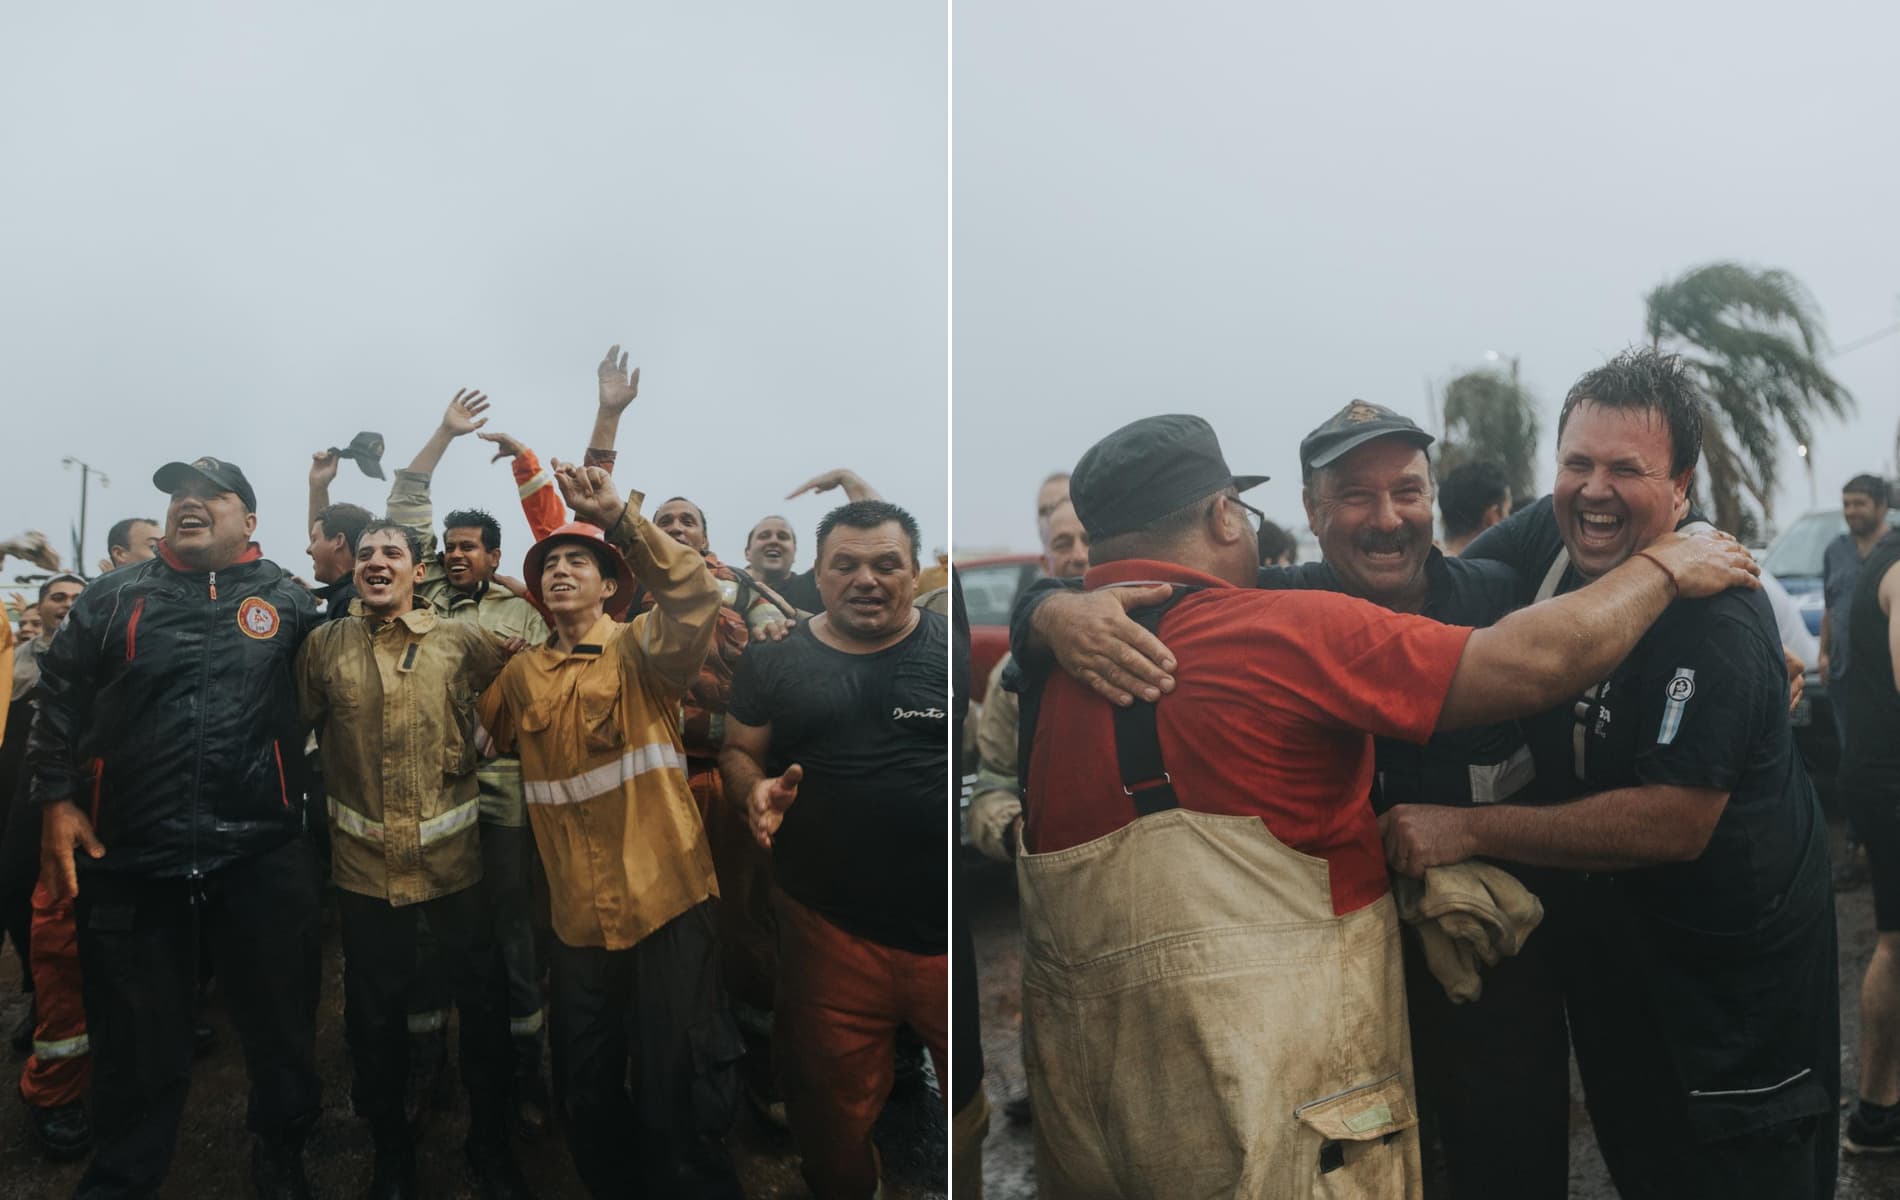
[0,895,945,1199]
[969,818,1900,1198]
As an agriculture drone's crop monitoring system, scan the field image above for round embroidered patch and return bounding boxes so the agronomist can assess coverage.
[1665,674,1694,703]
[238,596,281,640]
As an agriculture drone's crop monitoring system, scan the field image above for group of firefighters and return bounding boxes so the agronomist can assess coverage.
[963,346,1881,1199]
[0,345,948,1200]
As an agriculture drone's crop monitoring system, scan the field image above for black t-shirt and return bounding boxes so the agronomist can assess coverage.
[775,568,823,616]
[1840,530,1900,795]
[1468,497,1818,932]
[728,609,949,954]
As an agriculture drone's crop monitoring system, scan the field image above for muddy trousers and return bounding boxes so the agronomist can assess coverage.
[406,824,546,1041]
[774,890,949,1200]
[549,900,745,1200]
[72,836,322,1200]
[20,878,89,1108]
[336,884,512,1138]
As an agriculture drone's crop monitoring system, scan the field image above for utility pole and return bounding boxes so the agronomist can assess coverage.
[61,457,109,577]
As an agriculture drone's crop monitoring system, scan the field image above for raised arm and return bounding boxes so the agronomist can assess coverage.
[555,462,719,693]
[402,388,490,478]
[480,431,567,542]
[786,467,883,504]
[308,451,340,530]
[589,345,640,465]
[389,389,492,563]
[1436,530,1757,729]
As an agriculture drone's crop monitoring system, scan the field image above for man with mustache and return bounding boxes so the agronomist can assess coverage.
[1013,402,1559,1197]
[29,457,324,1199]
[297,519,532,1199]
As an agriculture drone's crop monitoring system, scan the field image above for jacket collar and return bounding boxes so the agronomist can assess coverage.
[552,611,620,657]
[349,598,437,634]
[156,540,264,574]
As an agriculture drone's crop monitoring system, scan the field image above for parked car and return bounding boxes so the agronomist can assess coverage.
[1760,507,1900,811]
[958,553,1043,703]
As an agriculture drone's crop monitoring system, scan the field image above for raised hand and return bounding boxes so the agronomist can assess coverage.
[441,388,491,437]
[785,468,881,503]
[597,345,640,413]
[747,763,802,849]
[309,450,340,490]
[0,530,62,572]
[479,431,527,463]
[552,459,625,529]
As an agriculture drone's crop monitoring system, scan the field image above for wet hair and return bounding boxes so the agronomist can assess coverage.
[40,574,84,602]
[356,519,423,566]
[315,502,375,553]
[1439,461,1512,540]
[1091,486,1236,565]
[746,515,796,549]
[1558,348,1704,478]
[815,500,921,568]
[660,496,709,541]
[1256,518,1298,564]
[107,516,158,554]
[443,508,502,551]
[1844,474,1890,508]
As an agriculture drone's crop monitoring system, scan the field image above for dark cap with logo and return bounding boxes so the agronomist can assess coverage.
[1299,400,1435,480]
[1070,414,1268,542]
[153,456,258,513]
[329,431,387,481]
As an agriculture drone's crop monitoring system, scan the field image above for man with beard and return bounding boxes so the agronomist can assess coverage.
[298,519,532,1199]
[1013,402,1558,1198]
[1391,350,1840,1198]
[722,499,948,1200]
[1822,474,1891,885]
[30,457,324,1199]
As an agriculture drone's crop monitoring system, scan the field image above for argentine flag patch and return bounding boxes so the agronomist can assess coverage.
[1658,669,1696,745]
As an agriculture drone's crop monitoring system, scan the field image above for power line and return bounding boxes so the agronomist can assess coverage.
[1832,321,1900,358]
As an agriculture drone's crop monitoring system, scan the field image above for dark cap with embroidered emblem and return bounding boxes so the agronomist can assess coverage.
[1070,414,1268,542]
[1299,400,1434,481]
[153,456,258,512]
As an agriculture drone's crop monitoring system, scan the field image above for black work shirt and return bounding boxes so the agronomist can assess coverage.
[316,577,358,624]
[1465,496,1816,928]
[776,568,822,616]
[728,610,948,954]
[1840,531,1900,795]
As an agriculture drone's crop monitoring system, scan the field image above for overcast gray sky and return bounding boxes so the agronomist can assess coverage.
[2,2,945,585]
[953,0,1900,553]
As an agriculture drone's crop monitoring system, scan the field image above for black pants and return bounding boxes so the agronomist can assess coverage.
[73,836,322,1200]
[1403,907,1571,1200]
[549,900,744,1200]
[336,883,511,1138]
[1548,873,1840,1200]
[407,823,543,1036]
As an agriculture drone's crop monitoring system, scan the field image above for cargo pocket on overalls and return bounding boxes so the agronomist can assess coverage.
[1294,1075,1417,1200]
[687,1010,745,1134]
[577,667,625,753]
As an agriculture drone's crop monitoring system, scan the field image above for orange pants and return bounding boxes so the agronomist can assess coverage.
[774,890,947,1200]
[19,877,89,1108]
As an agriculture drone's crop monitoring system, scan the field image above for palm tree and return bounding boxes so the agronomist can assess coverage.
[1644,262,1853,534]
[1436,367,1540,505]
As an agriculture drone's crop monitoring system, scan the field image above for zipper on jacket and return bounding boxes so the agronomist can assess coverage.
[190,570,217,881]
[209,570,218,601]
[124,598,145,662]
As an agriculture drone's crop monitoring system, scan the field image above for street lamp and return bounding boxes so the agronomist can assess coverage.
[61,457,109,576]
[1483,349,1521,386]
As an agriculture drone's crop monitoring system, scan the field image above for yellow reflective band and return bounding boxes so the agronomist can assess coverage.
[329,798,384,844]
[418,797,479,846]
[509,1009,546,1037]
[523,742,686,807]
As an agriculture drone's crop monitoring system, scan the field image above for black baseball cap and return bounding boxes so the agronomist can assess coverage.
[1070,414,1268,542]
[1299,400,1435,480]
[153,456,258,512]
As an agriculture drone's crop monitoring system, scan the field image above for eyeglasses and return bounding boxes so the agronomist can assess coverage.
[1229,494,1267,534]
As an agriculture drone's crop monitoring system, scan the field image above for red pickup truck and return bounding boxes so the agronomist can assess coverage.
[958,553,1043,702]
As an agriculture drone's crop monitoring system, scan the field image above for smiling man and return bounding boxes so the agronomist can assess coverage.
[722,499,949,1200]
[28,457,324,1199]
[1397,349,1842,1199]
[297,519,531,1199]
[477,463,739,1199]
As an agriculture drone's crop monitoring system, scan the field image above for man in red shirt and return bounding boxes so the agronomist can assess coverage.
[1014,414,1759,1199]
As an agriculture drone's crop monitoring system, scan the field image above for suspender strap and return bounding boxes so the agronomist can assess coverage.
[1111,586,1202,818]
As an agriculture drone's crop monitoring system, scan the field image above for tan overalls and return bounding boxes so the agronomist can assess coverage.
[1018,623,1422,1198]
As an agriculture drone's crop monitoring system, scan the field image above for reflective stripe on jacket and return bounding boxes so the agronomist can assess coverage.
[481,492,721,951]
[298,604,507,906]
